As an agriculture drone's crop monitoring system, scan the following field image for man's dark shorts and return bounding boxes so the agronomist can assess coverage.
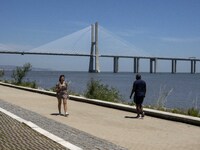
[134,96,144,105]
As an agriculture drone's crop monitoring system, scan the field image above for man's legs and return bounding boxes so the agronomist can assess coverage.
[135,97,144,118]
[136,104,144,118]
[139,104,144,117]
[136,104,140,118]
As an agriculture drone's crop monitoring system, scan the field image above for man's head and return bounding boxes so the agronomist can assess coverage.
[136,74,141,80]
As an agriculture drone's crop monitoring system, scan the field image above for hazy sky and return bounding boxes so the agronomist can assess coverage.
[0,0,200,72]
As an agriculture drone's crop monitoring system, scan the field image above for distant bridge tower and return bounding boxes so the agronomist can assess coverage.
[89,22,100,73]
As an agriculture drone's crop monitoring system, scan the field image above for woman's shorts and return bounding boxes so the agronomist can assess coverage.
[57,92,68,99]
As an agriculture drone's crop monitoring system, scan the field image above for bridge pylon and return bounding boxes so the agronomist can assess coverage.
[88,22,100,73]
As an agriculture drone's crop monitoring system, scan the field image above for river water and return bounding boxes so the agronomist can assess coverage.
[2,71,200,110]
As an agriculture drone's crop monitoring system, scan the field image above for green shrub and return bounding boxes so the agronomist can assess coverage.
[84,79,121,102]
[4,80,10,83]
[10,63,38,88]
[12,63,32,84]
[171,108,186,115]
[187,107,199,117]
[144,105,200,118]
[0,69,4,78]
[49,86,56,92]
[18,81,37,89]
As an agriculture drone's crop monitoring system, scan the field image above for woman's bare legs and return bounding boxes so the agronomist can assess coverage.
[63,98,68,116]
[57,98,62,115]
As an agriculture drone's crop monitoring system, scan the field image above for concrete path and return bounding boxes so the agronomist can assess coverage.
[0,85,200,150]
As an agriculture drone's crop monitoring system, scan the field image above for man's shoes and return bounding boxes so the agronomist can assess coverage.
[136,112,144,119]
[136,114,140,118]
[141,112,145,118]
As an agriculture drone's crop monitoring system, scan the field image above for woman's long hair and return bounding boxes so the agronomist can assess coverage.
[59,75,65,82]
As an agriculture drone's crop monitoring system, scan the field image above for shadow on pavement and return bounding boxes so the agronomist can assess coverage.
[51,113,69,117]
[50,113,60,116]
[124,116,139,119]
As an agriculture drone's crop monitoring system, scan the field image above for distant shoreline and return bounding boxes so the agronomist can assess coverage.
[0,65,52,71]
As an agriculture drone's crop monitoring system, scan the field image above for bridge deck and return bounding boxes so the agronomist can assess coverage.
[0,51,200,61]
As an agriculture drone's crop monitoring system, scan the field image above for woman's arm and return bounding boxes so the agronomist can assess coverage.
[55,83,61,93]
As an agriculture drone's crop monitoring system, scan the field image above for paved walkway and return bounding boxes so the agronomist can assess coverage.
[0,85,200,150]
[0,111,68,150]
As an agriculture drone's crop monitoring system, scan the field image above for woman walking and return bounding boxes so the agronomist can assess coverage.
[56,75,69,116]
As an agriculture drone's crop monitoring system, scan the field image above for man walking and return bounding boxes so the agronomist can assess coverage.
[130,74,146,118]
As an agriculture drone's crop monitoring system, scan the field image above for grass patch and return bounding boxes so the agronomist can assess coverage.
[187,107,199,117]
[13,81,38,89]
[144,105,200,118]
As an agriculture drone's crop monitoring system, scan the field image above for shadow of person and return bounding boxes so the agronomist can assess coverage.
[50,113,68,117]
[50,113,60,116]
[124,116,139,119]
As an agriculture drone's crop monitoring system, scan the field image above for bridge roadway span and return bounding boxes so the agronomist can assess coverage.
[0,84,200,150]
[1,51,199,73]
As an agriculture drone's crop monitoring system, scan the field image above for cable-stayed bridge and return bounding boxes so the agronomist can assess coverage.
[0,22,199,73]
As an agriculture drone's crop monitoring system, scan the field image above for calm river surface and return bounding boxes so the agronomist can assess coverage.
[2,71,200,110]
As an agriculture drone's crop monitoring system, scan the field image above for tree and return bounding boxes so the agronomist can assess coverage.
[12,63,32,84]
